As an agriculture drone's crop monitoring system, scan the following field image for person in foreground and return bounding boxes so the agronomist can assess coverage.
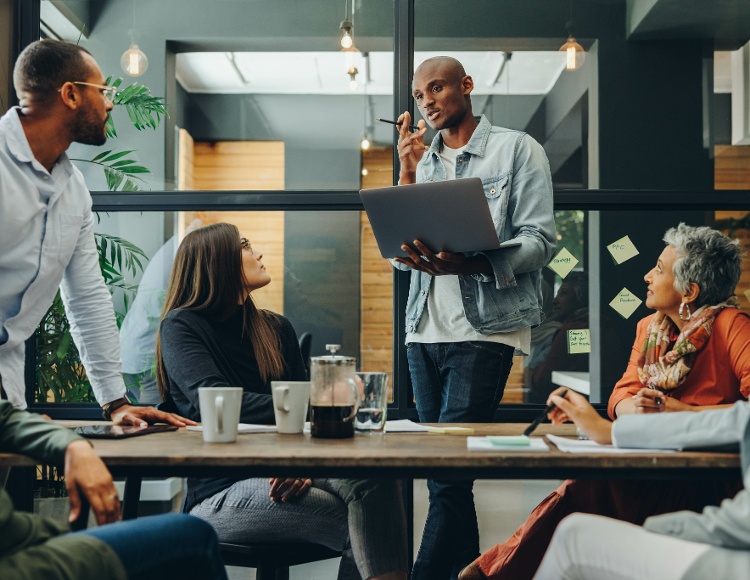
[0,400,226,580]
[394,55,556,580]
[156,223,408,580]
[0,39,193,428]
[534,388,750,580]
[461,223,750,579]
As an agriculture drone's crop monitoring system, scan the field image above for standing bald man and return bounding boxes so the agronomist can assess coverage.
[0,39,193,428]
[393,57,556,579]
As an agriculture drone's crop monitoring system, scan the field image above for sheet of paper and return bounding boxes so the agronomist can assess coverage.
[547,434,676,454]
[468,437,549,452]
[547,247,578,278]
[567,329,591,354]
[384,419,430,433]
[609,287,642,319]
[606,235,639,264]
[187,423,277,434]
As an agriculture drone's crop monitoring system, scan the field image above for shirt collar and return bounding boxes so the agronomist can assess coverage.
[426,114,491,160]
[3,107,72,176]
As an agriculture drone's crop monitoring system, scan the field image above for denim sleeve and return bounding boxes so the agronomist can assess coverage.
[475,134,556,289]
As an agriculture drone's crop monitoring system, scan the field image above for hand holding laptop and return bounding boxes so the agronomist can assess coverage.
[394,239,469,275]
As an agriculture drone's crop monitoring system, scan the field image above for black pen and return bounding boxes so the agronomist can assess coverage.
[523,389,568,437]
[376,117,420,132]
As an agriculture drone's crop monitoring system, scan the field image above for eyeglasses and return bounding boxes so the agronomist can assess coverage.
[240,238,253,253]
[70,82,117,102]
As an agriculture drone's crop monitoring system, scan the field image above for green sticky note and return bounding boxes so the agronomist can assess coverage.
[609,287,642,319]
[547,247,578,278]
[606,235,640,265]
[486,436,531,446]
[567,329,591,354]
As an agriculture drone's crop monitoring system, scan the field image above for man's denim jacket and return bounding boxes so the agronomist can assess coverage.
[393,115,556,335]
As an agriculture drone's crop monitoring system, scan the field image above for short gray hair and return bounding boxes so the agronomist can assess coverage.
[663,223,744,306]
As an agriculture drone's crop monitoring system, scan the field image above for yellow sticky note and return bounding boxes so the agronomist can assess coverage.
[744,289,750,305]
[567,329,591,354]
[609,287,643,319]
[426,426,475,435]
[606,235,640,264]
[547,248,579,278]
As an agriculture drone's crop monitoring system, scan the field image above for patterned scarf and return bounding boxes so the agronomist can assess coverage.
[637,297,739,391]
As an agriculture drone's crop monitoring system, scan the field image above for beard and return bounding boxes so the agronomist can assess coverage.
[71,102,109,146]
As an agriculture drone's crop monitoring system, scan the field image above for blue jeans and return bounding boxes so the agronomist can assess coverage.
[408,341,515,580]
[77,513,227,580]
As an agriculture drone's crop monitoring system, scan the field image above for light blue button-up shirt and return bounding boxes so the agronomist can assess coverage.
[0,107,125,408]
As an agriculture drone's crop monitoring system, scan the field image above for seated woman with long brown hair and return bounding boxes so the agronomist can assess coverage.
[155,222,407,580]
[461,223,750,580]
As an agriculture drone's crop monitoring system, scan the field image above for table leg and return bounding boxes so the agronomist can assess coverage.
[122,476,142,520]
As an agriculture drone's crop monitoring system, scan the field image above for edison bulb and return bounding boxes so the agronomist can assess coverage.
[121,43,148,76]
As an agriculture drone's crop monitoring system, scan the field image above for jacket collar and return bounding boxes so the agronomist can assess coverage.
[426,114,491,160]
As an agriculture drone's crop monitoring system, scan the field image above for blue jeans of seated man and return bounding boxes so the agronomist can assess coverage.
[408,341,515,580]
[77,513,227,580]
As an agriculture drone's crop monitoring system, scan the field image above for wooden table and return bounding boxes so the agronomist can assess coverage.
[1,422,740,521]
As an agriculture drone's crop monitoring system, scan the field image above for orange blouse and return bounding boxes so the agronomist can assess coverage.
[607,308,750,419]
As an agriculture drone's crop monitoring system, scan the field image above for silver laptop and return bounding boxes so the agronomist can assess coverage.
[360,177,509,259]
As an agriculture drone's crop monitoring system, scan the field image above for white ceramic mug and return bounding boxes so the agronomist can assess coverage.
[271,381,310,434]
[198,387,243,443]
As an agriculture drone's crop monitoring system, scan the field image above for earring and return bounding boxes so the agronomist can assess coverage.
[679,302,692,322]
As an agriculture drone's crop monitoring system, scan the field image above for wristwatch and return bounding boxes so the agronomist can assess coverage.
[102,395,132,421]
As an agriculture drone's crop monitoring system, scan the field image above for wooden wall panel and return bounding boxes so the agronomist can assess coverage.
[192,141,285,191]
[178,140,285,314]
[361,147,394,375]
[715,146,750,316]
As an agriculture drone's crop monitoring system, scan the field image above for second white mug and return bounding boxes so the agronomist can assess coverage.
[271,381,310,434]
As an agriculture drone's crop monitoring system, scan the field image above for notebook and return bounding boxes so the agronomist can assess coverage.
[360,177,518,259]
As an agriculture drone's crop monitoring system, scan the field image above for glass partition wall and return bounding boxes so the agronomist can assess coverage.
[16,0,750,419]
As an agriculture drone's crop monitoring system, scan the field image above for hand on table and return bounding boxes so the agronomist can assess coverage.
[110,404,196,428]
[547,387,613,445]
[64,440,121,525]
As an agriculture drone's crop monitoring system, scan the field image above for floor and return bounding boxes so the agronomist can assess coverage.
[226,479,561,579]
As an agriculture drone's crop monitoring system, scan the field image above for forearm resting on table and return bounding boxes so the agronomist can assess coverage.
[615,395,734,417]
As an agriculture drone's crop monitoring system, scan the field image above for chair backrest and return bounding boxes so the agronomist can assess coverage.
[298,332,312,378]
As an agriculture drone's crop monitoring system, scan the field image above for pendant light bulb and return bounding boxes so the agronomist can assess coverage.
[121,41,148,77]
[348,67,358,92]
[360,136,371,151]
[340,20,354,49]
[559,36,585,71]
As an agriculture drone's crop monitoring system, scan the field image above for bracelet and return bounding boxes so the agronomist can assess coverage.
[102,395,131,421]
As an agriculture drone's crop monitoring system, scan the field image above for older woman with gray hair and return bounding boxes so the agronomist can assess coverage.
[461,223,750,580]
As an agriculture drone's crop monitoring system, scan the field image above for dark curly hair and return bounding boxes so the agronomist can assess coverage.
[13,40,92,105]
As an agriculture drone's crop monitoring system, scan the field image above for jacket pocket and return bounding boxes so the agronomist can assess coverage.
[482,174,510,200]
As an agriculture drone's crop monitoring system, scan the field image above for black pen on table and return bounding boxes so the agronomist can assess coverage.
[523,388,568,437]
[376,117,420,132]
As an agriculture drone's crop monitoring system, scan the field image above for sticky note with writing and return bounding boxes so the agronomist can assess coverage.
[567,329,591,354]
[609,287,642,319]
[547,247,578,278]
[606,235,639,264]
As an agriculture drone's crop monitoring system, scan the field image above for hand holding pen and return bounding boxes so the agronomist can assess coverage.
[632,387,665,414]
[523,389,568,437]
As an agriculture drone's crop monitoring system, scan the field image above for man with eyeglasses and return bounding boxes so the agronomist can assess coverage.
[0,39,194,428]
